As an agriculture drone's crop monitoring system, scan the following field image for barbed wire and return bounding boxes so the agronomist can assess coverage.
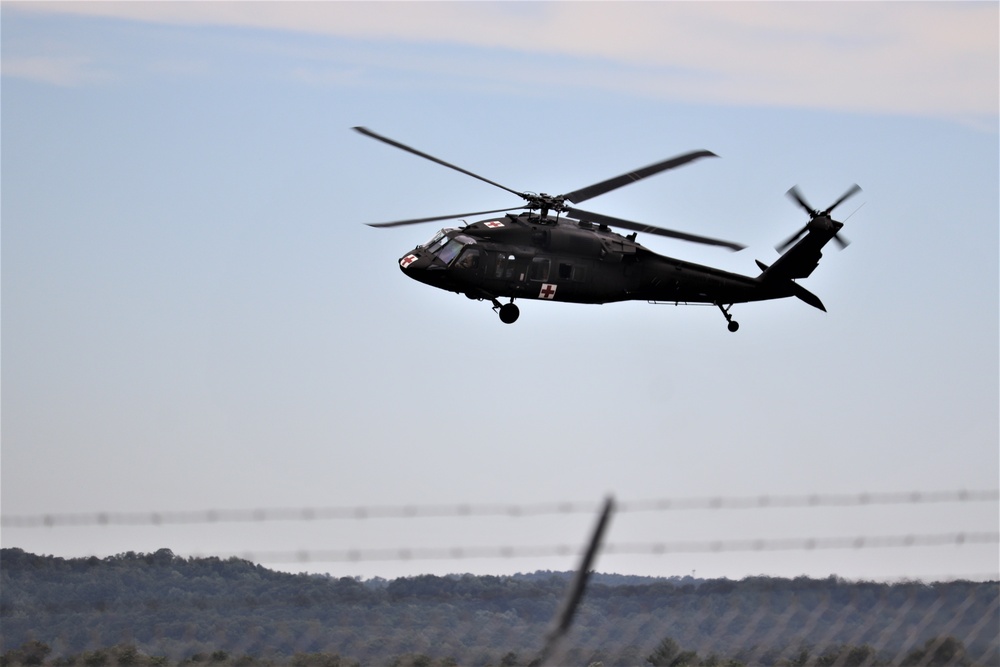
[3,489,996,528]
[187,531,999,564]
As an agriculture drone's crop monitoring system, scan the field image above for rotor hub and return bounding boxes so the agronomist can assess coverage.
[525,193,568,212]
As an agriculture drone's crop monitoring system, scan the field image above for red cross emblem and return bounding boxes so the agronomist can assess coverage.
[484,221,504,228]
[400,254,419,269]
[539,283,557,299]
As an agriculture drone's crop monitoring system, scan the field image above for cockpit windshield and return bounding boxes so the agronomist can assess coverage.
[436,239,465,265]
[422,229,453,252]
[425,232,476,266]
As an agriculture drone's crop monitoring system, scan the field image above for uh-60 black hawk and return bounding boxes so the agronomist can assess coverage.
[355,126,861,331]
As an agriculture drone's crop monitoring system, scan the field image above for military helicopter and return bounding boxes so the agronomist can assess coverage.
[355,126,860,331]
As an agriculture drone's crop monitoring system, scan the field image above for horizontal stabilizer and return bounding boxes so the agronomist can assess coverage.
[789,282,826,311]
[757,259,825,310]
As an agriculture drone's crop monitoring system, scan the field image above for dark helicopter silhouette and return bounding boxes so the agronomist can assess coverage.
[355,126,860,331]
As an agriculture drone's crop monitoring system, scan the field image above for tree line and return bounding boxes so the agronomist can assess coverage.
[1,635,982,667]
[2,548,997,666]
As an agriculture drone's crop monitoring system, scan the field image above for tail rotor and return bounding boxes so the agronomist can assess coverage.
[776,184,861,252]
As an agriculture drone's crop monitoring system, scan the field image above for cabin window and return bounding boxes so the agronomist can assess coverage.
[558,262,586,282]
[529,257,550,281]
[495,254,517,280]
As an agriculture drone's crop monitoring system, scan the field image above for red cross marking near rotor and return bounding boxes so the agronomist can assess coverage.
[539,283,557,299]
[400,254,418,268]
[485,221,504,228]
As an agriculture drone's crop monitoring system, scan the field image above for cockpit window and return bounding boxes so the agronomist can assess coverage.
[422,228,455,251]
[436,239,464,265]
[427,235,449,254]
[428,233,476,266]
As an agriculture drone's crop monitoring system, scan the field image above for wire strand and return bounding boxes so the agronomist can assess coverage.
[3,489,996,528]
[183,531,999,564]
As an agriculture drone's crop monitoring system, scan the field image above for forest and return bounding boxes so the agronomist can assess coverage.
[2,548,997,666]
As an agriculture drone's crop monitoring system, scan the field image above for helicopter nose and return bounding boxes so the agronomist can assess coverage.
[397,250,439,284]
[399,252,422,270]
[398,247,437,271]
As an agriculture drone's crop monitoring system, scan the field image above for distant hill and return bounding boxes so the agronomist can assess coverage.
[508,570,702,588]
[2,548,997,666]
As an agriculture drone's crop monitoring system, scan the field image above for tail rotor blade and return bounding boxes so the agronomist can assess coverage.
[825,183,862,215]
[776,225,809,252]
[786,186,817,217]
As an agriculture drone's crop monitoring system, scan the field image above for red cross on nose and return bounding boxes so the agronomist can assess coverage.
[400,254,418,269]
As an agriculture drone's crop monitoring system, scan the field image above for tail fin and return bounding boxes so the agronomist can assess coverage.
[759,235,828,281]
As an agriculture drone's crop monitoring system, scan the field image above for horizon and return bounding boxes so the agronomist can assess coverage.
[5,545,1000,586]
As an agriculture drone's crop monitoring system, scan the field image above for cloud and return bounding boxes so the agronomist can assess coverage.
[8,1,998,120]
[1,55,112,87]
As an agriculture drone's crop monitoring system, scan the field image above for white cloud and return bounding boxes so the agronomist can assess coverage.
[8,1,998,119]
[1,55,112,87]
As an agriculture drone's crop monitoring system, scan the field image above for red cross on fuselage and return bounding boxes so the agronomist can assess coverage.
[540,284,557,299]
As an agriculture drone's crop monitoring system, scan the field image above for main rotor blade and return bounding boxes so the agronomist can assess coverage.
[365,206,524,228]
[565,207,745,251]
[353,127,525,200]
[563,150,718,204]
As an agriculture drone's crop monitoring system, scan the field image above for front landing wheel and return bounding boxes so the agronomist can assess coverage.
[727,320,740,333]
[499,303,520,324]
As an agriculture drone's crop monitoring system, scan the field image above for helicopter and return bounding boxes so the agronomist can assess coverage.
[355,126,860,331]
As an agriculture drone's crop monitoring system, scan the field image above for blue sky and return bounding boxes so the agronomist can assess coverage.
[2,2,997,582]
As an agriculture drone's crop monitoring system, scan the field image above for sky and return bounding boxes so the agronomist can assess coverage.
[2,1,998,584]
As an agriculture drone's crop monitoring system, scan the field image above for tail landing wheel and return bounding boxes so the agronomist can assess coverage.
[717,303,739,332]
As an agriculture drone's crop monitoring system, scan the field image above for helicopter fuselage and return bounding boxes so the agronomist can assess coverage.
[396,212,788,310]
